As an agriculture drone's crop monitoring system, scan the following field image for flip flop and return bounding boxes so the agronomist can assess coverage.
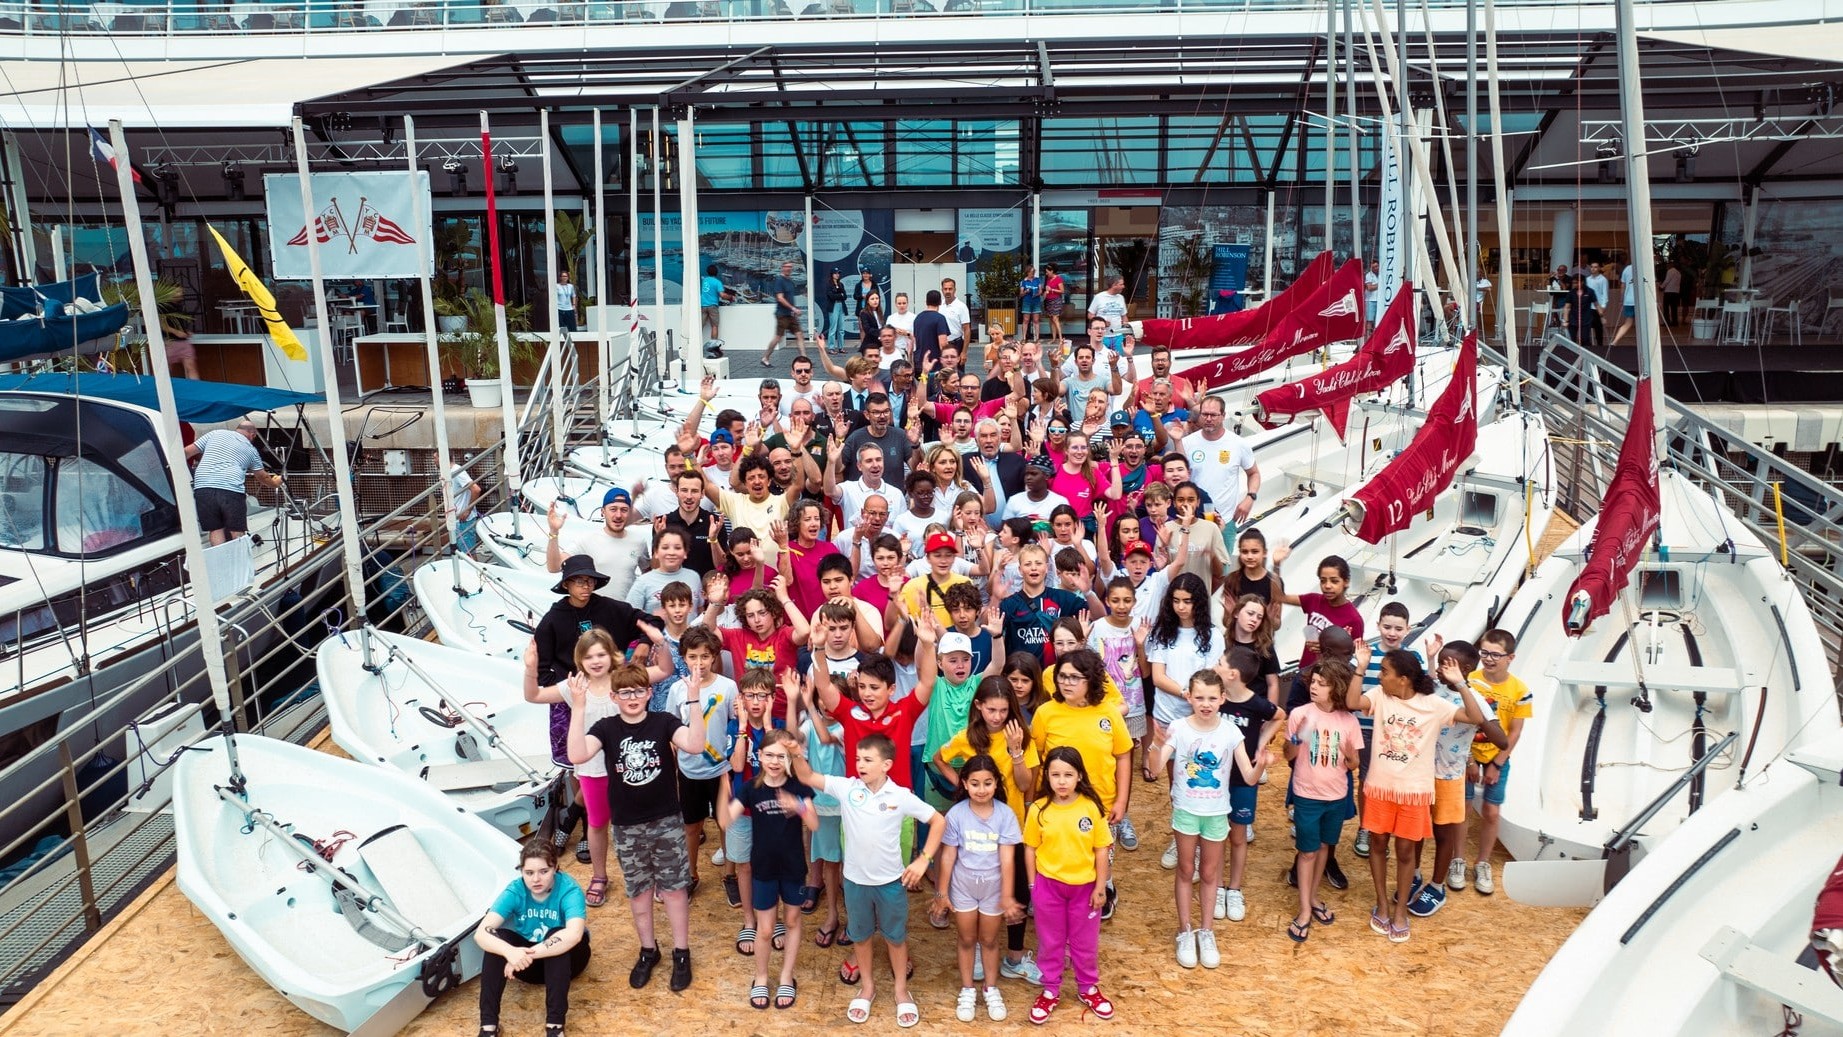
[735,926,757,956]
[897,1001,921,1028]
[846,997,872,1024]
[1287,918,1311,943]
[771,922,788,951]
[837,929,855,947]
[749,983,772,1010]
[1312,902,1336,926]
[775,980,798,1010]
[838,958,861,985]
[928,906,951,930]
[815,924,840,948]
[1369,907,1391,937]
[799,885,820,914]
[584,877,609,908]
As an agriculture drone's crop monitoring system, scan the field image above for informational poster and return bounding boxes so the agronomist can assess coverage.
[956,207,1025,261]
[1376,111,1408,310]
[1209,244,1251,293]
[265,171,431,280]
[655,208,895,308]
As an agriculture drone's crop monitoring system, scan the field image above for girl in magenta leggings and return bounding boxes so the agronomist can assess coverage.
[1022,747,1116,1025]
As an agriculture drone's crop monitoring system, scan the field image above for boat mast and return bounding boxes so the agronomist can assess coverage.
[1613,0,1666,449]
[402,117,460,574]
[105,122,238,752]
[1483,0,1521,408]
[1464,0,1478,332]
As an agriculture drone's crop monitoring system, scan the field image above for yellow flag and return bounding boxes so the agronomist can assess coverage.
[207,224,306,361]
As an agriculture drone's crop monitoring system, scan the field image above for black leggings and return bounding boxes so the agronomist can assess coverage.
[1008,842,1032,953]
[479,927,591,1027]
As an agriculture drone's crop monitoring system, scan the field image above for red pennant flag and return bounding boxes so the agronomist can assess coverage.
[1344,333,1479,544]
[1137,251,1335,351]
[1172,259,1365,390]
[1562,381,1661,636]
[1254,283,1416,440]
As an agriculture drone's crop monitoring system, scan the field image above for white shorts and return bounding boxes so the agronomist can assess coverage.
[949,868,1004,916]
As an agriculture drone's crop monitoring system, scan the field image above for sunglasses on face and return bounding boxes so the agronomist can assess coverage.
[1048,426,1068,434]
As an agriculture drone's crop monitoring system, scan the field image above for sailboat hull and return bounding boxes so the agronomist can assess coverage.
[413,561,558,661]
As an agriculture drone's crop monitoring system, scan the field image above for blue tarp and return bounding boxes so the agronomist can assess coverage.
[0,272,132,362]
[0,373,322,422]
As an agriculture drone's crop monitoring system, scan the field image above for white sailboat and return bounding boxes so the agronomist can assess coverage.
[412,557,558,661]
[316,628,559,837]
[174,734,513,1034]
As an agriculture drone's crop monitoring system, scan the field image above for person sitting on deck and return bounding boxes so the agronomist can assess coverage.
[474,838,591,1037]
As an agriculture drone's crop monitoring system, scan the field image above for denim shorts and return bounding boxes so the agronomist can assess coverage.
[1468,758,1513,807]
[752,877,806,912]
[844,878,911,944]
[1229,785,1258,827]
[724,814,753,864]
[812,813,842,863]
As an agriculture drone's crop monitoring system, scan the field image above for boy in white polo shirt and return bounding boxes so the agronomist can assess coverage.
[794,732,945,1028]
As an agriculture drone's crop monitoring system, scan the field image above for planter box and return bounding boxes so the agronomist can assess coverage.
[1691,317,1718,341]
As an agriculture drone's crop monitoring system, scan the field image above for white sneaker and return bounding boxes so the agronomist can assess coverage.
[1245,822,1255,844]
[957,986,978,1023]
[1448,857,1468,891]
[1195,928,1221,969]
[1222,888,1247,923]
[1475,861,1495,895]
[712,847,727,867]
[1175,929,1198,969]
[1213,888,1228,920]
[984,986,1008,1021]
[1161,841,1180,870]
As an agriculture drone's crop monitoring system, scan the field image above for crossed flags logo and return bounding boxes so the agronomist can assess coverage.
[287,196,416,253]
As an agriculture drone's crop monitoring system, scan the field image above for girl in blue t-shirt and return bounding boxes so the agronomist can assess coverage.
[475,839,591,1037]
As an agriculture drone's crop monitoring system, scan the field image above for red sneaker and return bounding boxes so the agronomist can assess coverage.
[1078,987,1115,1020]
[1029,991,1059,1025]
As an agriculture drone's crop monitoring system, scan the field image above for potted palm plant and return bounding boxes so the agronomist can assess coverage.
[438,288,535,408]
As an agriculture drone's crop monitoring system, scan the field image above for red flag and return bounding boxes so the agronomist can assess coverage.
[286,201,343,246]
[1562,381,1661,636]
[1343,333,1478,544]
[356,198,417,245]
[482,126,506,307]
[1137,251,1335,351]
[1254,283,1416,439]
[1172,259,1364,389]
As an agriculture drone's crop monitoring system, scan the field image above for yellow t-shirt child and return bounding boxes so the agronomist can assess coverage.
[1469,670,1532,764]
[1030,699,1133,811]
[938,726,1041,825]
[1024,796,1113,885]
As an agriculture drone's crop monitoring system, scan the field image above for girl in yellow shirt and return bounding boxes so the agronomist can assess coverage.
[1022,747,1115,1025]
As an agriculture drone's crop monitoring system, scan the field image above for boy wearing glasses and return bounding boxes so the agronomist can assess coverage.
[1465,629,1531,896]
[567,661,710,993]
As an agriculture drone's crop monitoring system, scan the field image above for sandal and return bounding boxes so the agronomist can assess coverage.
[749,983,772,1010]
[928,905,952,930]
[1142,766,1161,784]
[1369,907,1391,937]
[1287,918,1311,943]
[735,926,757,956]
[846,996,872,1024]
[837,929,855,947]
[838,958,861,985]
[584,877,609,908]
[775,980,798,1009]
[815,924,840,948]
[771,922,788,950]
[1312,902,1336,926]
[896,1000,921,1028]
[799,885,820,914]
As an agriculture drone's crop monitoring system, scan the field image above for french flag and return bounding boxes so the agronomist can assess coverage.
[88,127,141,184]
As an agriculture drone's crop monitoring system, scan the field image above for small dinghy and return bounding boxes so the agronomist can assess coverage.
[174,734,515,1035]
[476,510,558,571]
[1494,384,1837,866]
[1271,407,1553,663]
[519,474,619,520]
[1502,728,1843,1036]
[413,557,559,661]
[317,627,559,837]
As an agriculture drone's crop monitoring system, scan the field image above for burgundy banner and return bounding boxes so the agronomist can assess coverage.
[1345,333,1479,544]
[1254,283,1416,440]
[1171,258,1365,390]
[1136,251,1334,351]
[1563,382,1661,636]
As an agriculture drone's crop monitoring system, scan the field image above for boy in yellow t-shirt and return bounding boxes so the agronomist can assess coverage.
[1465,628,1532,896]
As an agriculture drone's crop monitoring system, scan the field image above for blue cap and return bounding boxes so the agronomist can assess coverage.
[602,487,632,507]
[709,429,735,446]
[1110,410,1133,427]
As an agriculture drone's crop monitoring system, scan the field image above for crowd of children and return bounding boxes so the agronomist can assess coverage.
[484,370,1538,1033]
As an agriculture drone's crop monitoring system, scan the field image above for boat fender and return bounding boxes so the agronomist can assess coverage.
[419,926,475,998]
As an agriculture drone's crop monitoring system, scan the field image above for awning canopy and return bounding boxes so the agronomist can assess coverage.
[1641,24,1843,68]
[0,56,466,128]
[0,374,322,422]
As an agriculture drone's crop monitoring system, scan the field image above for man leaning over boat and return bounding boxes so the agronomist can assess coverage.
[183,419,283,545]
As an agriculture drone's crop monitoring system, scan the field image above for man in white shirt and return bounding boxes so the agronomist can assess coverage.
[449,464,482,554]
[545,486,651,600]
[1180,395,1261,547]
[1364,260,1381,328]
[1610,262,1639,346]
[833,491,896,577]
[885,292,917,364]
[1087,275,1129,330]
[782,354,823,414]
[939,278,972,352]
[828,441,905,529]
[1585,261,1610,348]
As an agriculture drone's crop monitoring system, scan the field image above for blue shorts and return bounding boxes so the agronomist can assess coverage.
[1020,298,1042,315]
[1468,758,1512,807]
[725,815,753,864]
[812,814,842,863]
[751,877,806,911]
[843,878,911,944]
[1229,785,1258,827]
[1292,796,1347,853]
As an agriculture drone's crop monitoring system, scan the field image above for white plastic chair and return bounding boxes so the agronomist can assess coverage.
[1718,301,1752,344]
[1523,301,1549,340]
[1759,299,1803,345]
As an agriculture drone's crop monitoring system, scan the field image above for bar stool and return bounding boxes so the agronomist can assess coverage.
[1823,288,1843,339]
[1759,299,1802,345]
[1718,300,1752,344]
[1523,301,1549,340]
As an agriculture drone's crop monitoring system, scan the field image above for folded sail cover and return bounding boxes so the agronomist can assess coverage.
[1172,258,1365,389]
[0,272,131,364]
[1563,381,1662,636]
[1137,251,1335,351]
[1254,283,1416,439]
[1343,333,1479,544]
